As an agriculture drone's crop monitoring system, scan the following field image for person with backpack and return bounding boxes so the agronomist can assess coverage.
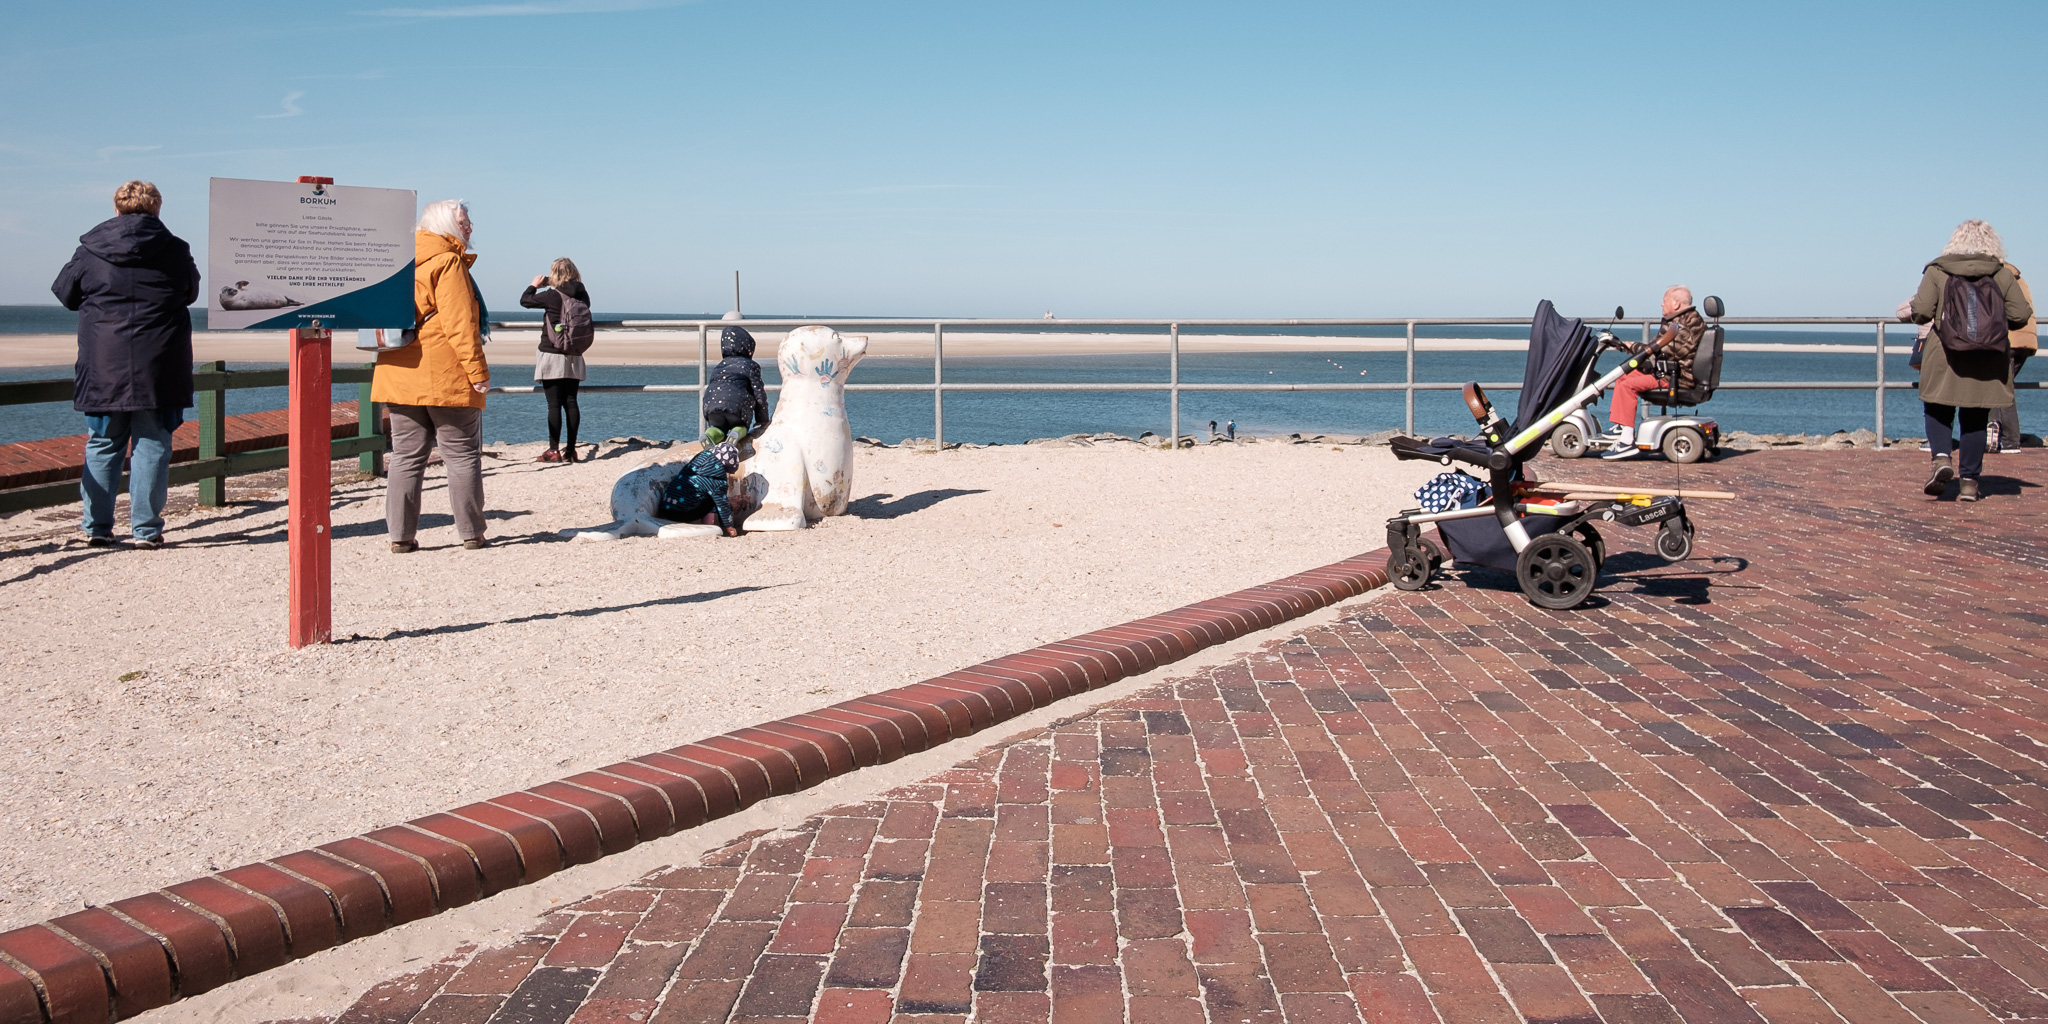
[1908,220,2033,501]
[520,258,593,463]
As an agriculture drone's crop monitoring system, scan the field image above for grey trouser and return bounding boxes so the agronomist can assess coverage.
[1991,350,2031,443]
[386,404,485,543]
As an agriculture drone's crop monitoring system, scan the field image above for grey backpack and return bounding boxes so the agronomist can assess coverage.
[1938,272,2010,354]
[551,291,595,356]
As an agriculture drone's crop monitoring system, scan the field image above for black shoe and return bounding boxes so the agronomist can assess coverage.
[1924,456,1955,496]
[563,445,579,464]
[85,534,114,548]
[131,537,163,549]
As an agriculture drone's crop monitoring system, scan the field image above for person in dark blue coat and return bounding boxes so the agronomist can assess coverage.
[50,181,201,548]
[702,325,771,438]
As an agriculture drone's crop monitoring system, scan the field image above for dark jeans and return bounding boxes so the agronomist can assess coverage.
[1991,350,2030,445]
[542,378,580,449]
[1925,403,1990,479]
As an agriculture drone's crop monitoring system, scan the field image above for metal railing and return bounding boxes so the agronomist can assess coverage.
[482,315,2030,448]
[0,363,385,514]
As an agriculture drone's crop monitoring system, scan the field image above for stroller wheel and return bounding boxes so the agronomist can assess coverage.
[1389,550,1433,591]
[1657,517,1694,561]
[1569,524,1606,572]
[1515,534,1597,609]
[1550,423,1587,459]
[1421,537,1446,573]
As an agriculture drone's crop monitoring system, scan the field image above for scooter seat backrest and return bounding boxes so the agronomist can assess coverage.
[1695,324,1724,394]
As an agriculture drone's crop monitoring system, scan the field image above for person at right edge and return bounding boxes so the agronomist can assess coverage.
[1910,219,2031,502]
[1988,263,2036,453]
[375,199,491,551]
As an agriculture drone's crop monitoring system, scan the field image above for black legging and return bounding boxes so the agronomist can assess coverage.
[543,378,580,450]
[1925,402,1989,479]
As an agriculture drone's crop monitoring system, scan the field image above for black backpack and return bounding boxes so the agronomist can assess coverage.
[1938,272,2009,354]
[549,291,595,356]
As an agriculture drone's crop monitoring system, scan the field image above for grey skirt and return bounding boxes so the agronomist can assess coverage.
[534,349,586,382]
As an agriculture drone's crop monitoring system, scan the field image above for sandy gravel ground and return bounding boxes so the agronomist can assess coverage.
[0,438,1442,933]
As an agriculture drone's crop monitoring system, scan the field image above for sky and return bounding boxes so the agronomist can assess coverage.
[4,0,2045,318]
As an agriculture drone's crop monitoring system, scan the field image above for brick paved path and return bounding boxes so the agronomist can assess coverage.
[0,403,358,490]
[303,451,2048,1024]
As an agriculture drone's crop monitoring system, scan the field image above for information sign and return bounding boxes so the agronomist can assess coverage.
[207,177,416,330]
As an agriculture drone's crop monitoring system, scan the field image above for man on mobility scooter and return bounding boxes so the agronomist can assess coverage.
[1550,287,1724,463]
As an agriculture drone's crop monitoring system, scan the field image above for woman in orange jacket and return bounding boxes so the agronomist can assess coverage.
[374,199,492,551]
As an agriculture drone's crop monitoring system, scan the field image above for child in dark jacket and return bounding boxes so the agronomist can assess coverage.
[656,432,740,536]
[703,325,771,438]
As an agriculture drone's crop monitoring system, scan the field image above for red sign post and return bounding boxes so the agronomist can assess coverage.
[287,324,333,647]
[210,174,414,647]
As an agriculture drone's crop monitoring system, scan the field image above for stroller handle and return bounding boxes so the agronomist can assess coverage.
[1463,382,1495,424]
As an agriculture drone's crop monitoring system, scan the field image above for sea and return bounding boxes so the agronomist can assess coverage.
[4,306,2037,446]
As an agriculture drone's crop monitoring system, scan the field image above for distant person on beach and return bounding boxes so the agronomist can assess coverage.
[50,180,200,549]
[1600,286,1704,460]
[657,430,740,536]
[519,258,593,463]
[1990,262,2036,453]
[374,199,491,551]
[703,325,771,440]
[1909,219,2031,501]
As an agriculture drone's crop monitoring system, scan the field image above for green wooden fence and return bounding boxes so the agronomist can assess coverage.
[0,362,386,515]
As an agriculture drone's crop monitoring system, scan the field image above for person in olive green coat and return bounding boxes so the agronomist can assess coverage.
[1908,220,2032,501]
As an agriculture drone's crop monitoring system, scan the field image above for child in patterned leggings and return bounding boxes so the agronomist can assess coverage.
[657,430,741,536]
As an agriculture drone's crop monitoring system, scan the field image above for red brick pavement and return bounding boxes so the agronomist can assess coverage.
[0,404,360,490]
[135,453,2048,1020]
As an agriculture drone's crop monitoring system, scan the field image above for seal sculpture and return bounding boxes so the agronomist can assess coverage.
[569,325,866,540]
[734,325,867,531]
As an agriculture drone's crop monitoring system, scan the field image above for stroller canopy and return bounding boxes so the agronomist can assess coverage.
[1512,300,1600,436]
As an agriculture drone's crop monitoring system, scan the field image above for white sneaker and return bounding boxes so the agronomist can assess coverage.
[1601,444,1643,460]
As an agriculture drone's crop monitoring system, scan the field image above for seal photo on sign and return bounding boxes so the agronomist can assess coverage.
[218,280,301,310]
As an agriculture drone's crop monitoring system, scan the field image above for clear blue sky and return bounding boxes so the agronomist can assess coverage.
[4,1,2043,318]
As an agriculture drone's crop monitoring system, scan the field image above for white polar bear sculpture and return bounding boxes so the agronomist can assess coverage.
[737,325,868,531]
[569,325,867,541]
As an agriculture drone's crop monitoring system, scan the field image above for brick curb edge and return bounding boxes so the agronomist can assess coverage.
[0,551,1393,1024]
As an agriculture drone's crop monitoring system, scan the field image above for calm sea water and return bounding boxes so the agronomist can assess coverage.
[5,306,2035,445]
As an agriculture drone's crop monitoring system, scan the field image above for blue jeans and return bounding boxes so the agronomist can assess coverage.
[81,409,182,541]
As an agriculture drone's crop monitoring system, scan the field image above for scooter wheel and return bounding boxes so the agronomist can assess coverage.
[1515,534,1597,610]
[1657,518,1694,561]
[1551,423,1587,459]
[1661,426,1706,464]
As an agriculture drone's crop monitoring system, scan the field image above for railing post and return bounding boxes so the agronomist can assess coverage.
[1875,321,1887,447]
[933,323,945,451]
[358,364,383,476]
[197,360,227,506]
[697,324,709,439]
[1169,323,1180,449]
[1404,321,1416,436]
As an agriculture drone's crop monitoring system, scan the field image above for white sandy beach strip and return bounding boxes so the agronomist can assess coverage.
[0,440,1446,934]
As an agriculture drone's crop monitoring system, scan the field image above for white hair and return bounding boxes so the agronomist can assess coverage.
[1665,285,1693,306]
[417,199,469,238]
[1942,219,2005,260]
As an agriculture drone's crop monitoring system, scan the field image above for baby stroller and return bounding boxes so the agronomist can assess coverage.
[1549,298,1727,462]
[1383,300,1708,609]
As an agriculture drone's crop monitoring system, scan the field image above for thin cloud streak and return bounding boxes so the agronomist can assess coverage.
[356,0,690,17]
[95,144,161,162]
[256,91,306,119]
